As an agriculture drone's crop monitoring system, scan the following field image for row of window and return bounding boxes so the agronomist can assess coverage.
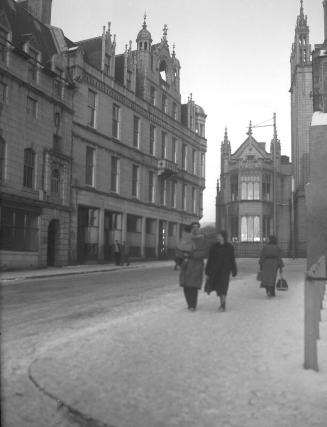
[0,85,204,178]
[0,144,64,199]
[89,95,205,176]
[85,146,202,213]
[79,208,179,237]
[230,215,271,242]
[149,86,178,119]
[0,141,202,213]
[230,174,272,201]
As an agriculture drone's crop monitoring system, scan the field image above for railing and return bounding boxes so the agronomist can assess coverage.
[157,159,179,177]
[304,255,327,371]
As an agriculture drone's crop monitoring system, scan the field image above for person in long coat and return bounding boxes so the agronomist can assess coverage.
[176,222,208,311]
[259,235,284,297]
[205,230,237,311]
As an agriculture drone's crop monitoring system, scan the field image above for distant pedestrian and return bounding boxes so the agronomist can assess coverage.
[259,235,284,297]
[114,239,122,266]
[176,222,208,311]
[205,230,237,312]
[121,241,130,266]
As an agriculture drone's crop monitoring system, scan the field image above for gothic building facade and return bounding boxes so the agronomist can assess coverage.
[0,0,207,269]
[216,125,292,258]
[289,1,315,257]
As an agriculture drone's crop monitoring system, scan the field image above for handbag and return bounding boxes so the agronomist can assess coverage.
[256,271,262,281]
[276,277,288,291]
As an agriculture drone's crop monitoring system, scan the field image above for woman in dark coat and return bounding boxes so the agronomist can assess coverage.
[259,235,284,297]
[205,230,237,311]
[176,222,208,311]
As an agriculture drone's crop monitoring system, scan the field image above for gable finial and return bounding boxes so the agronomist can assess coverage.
[247,121,253,136]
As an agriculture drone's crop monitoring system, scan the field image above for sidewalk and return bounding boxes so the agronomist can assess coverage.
[0,259,172,282]
[26,259,327,427]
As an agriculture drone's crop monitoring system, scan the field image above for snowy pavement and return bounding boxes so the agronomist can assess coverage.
[28,259,327,427]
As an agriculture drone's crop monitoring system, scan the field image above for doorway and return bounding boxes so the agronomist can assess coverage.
[47,219,59,266]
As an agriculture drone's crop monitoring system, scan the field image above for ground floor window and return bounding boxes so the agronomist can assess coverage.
[146,218,156,234]
[77,207,99,261]
[0,206,39,251]
[127,214,141,233]
[241,216,260,242]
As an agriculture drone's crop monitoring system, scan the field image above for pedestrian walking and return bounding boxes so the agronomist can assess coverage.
[121,241,130,266]
[205,230,237,312]
[258,235,284,297]
[113,239,122,266]
[176,222,208,311]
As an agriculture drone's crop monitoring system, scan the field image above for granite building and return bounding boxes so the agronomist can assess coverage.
[0,0,207,268]
[216,124,292,257]
[0,0,74,269]
[289,1,313,257]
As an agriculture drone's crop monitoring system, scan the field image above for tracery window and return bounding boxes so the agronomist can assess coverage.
[241,216,260,242]
[241,175,260,200]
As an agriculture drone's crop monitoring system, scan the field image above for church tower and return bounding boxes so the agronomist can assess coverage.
[290,0,312,256]
[290,0,312,188]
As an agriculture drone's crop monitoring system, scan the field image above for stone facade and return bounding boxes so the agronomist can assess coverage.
[0,1,207,269]
[0,0,73,270]
[216,125,292,258]
[67,18,206,264]
[306,1,327,268]
[289,1,313,257]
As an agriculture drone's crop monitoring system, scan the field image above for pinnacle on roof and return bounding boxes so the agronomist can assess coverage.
[247,121,253,136]
[297,0,308,28]
[224,127,229,143]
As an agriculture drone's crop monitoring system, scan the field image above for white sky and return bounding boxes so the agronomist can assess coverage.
[51,0,324,224]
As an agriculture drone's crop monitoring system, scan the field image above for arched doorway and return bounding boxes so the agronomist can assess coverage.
[47,219,59,266]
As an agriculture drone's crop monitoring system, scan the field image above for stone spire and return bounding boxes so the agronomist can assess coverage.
[293,0,311,64]
[221,127,231,156]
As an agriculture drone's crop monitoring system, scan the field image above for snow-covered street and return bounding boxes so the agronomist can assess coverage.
[26,258,327,427]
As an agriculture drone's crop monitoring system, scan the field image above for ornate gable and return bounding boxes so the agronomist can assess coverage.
[232,135,268,161]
